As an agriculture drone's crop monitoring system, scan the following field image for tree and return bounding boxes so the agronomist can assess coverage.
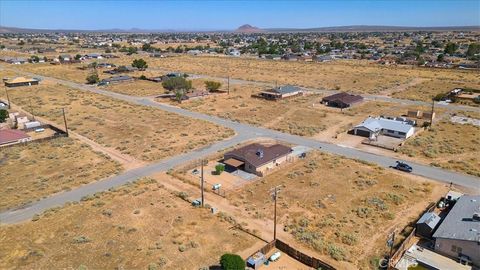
[105,48,112,53]
[444,42,458,55]
[74,54,82,60]
[142,43,152,52]
[466,43,480,59]
[215,164,225,175]
[436,54,445,62]
[162,77,192,92]
[220,253,245,270]
[86,71,100,84]
[204,81,222,92]
[131,58,148,70]
[0,109,8,123]
[175,89,185,103]
[30,55,40,63]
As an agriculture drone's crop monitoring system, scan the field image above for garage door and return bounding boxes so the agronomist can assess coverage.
[355,129,371,137]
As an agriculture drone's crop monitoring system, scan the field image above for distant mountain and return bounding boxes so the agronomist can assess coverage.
[0,24,478,34]
[235,24,264,33]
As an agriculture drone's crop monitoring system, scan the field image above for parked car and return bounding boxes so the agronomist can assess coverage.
[392,161,413,172]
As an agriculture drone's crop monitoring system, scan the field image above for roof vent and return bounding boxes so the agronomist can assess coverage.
[256,149,264,159]
[473,213,480,221]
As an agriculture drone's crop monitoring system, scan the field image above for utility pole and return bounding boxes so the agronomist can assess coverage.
[201,159,205,207]
[430,98,435,128]
[62,108,69,137]
[227,76,230,95]
[270,185,281,240]
[4,86,11,109]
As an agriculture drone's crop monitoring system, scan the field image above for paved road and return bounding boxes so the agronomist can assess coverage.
[1,68,479,224]
[148,67,480,113]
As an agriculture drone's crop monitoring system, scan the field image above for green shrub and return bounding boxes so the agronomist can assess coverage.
[215,164,225,175]
[220,253,245,270]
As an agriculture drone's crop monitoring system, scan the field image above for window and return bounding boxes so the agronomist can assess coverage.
[451,245,463,254]
[399,132,406,135]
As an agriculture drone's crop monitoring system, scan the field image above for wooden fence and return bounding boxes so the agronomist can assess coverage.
[275,239,336,270]
[246,239,335,270]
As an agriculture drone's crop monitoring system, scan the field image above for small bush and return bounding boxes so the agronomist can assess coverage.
[220,253,245,270]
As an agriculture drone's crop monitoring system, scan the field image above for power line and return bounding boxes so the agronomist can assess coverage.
[269,185,282,240]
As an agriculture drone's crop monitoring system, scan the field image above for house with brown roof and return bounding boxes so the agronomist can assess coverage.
[0,129,32,146]
[322,92,364,108]
[223,143,292,176]
[4,77,40,87]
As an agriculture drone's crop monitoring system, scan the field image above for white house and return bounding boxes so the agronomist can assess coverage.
[353,117,415,139]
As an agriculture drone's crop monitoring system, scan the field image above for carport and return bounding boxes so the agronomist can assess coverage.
[223,158,244,171]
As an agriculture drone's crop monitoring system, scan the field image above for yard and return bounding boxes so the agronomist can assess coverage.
[1,80,234,162]
[228,151,446,269]
[0,177,257,269]
[392,79,480,103]
[399,120,480,177]
[0,137,122,211]
[126,55,479,95]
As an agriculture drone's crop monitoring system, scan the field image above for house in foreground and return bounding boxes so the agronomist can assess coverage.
[4,77,40,87]
[0,129,32,146]
[353,117,415,139]
[259,85,303,100]
[322,92,364,108]
[433,195,480,266]
[223,143,292,176]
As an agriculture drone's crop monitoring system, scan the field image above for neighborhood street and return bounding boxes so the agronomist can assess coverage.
[0,67,478,224]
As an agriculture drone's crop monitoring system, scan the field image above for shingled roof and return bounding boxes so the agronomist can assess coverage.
[224,143,292,168]
[322,92,364,105]
[433,195,480,242]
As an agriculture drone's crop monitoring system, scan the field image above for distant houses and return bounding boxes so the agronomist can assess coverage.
[4,77,40,87]
[258,85,303,100]
[322,92,364,108]
[98,75,134,86]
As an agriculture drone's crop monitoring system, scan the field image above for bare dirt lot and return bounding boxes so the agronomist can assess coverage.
[125,55,479,96]
[0,137,122,211]
[399,120,480,177]
[0,177,258,270]
[1,80,234,162]
[227,151,446,269]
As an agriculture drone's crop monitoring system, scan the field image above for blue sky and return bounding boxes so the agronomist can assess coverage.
[0,0,479,30]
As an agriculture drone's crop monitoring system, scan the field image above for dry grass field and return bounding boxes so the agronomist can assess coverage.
[11,63,94,83]
[0,137,122,211]
[1,81,234,162]
[399,120,480,176]
[124,55,479,95]
[0,177,257,270]
[228,151,446,269]
[170,84,434,138]
[392,79,480,102]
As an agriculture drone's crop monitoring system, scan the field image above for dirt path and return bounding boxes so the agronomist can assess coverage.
[380,77,429,96]
[4,101,145,171]
[154,172,352,269]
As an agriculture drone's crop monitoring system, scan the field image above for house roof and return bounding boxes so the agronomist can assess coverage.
[270,85,302,95]
[224,143,292,168]
[355,117,414,133]
[322,92,364,104]
[5,76,38,84]
[433,195,480,242]
[103,76,133,82]
[0,129,31,145]
[417,212,441,229]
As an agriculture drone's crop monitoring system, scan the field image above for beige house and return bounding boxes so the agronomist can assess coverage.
[433,195,480,266]
[223,143,292,176]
